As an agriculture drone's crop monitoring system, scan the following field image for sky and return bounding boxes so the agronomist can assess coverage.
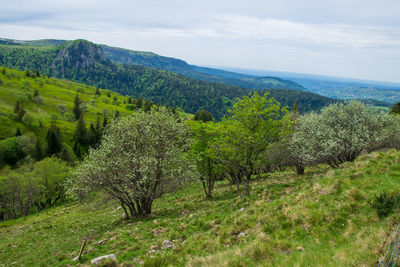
[0,0,399,83]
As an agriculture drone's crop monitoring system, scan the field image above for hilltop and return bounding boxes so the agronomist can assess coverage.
[0,149,398,266]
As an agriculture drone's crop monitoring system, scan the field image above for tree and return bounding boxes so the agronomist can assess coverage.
[57,104,67,116]
[0,137,23,165]
[21,113,34,127]
[194,110,214,122]
[15,128,22,137]
[73,94,82,120]
[74,114,87,146]
[71,108,190,219]
[14,101,26,121]
[188,121,222,198]
[33,157,71,209]
[319,101,383,167]
[46,121,63,156]
[213,92,291,197]
[144,100,152,112]
[95,88,101,96]
[391,103,400,114]
[286,113,332,174]
[136,96,143,109]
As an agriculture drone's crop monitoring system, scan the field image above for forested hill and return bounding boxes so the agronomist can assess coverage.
[100,44,307,91]
[0,39,337,119]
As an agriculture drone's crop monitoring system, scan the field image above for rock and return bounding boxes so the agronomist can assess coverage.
[93,239,107,245]
[162,240,174,249]
[296,246,304,251]
[112,206,121,213]
[239,208,245,212]
[238,232,246,238]
[90,254,117,265]
[189,214,194,218]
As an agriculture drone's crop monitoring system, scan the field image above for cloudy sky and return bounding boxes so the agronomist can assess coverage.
[1,0,399,83]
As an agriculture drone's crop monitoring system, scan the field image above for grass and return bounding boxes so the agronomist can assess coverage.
[1,149,399,266]
[0,67,190,145]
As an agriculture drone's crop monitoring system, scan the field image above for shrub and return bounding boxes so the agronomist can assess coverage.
[371,192,400,218]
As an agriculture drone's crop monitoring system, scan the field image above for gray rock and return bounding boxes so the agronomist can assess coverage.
[90,254,117,265]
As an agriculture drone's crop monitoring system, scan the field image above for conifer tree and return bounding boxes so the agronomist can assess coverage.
[34,139,44,161]
[15,127,22,137]
[136,96,143,109]
[87,123,96,147]
[114,110,120,120]
[34,89,39,97]
[144,100,152,113]
[46,121,62,156]
[103,113,108,129]
[73,141,82,158]
[73,94,82,120]
[95,88,101,96]
[74,114,87,145]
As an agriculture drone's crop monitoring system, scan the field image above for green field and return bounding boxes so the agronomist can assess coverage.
[1,149,399,266]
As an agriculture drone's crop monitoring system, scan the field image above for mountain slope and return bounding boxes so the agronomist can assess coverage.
[101,44,307,91]
[0,39,337,119]
[0,149,398,266]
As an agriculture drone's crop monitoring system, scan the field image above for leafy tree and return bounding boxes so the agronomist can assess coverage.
[33,89,39,97]
[286,113,331,174]
[194,110,214,122]
[21,113,34,127]
[57,104,67,116]
[214,93,291,197]
[188,121,222,198]
[0,137,23,165]
[71,108,190,219]
[95,88,101,96]
[319,101,383,167]
[0,171,41,219]
[33,157,71,209]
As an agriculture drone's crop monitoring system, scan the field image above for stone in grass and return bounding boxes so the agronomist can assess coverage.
[91,254,118,265]
[162,240,174,249]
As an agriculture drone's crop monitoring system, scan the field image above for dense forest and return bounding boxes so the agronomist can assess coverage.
[0,39,338,119]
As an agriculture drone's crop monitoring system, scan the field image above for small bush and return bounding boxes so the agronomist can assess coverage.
[371,192,400,218]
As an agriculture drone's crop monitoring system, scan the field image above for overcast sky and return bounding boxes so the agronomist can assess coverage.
[0,0,399,83]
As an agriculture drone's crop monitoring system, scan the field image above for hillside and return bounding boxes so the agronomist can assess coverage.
[0,67,140,145]
[1,149,399,266]
[100,44,307,91]
[0,38,337,119]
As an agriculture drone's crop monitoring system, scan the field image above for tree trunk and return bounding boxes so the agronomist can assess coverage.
[296,165,305,175]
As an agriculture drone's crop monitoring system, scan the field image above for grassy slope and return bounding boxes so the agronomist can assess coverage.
[0,67,190,145]
[0,67,130,141]
[1,150,399,266]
